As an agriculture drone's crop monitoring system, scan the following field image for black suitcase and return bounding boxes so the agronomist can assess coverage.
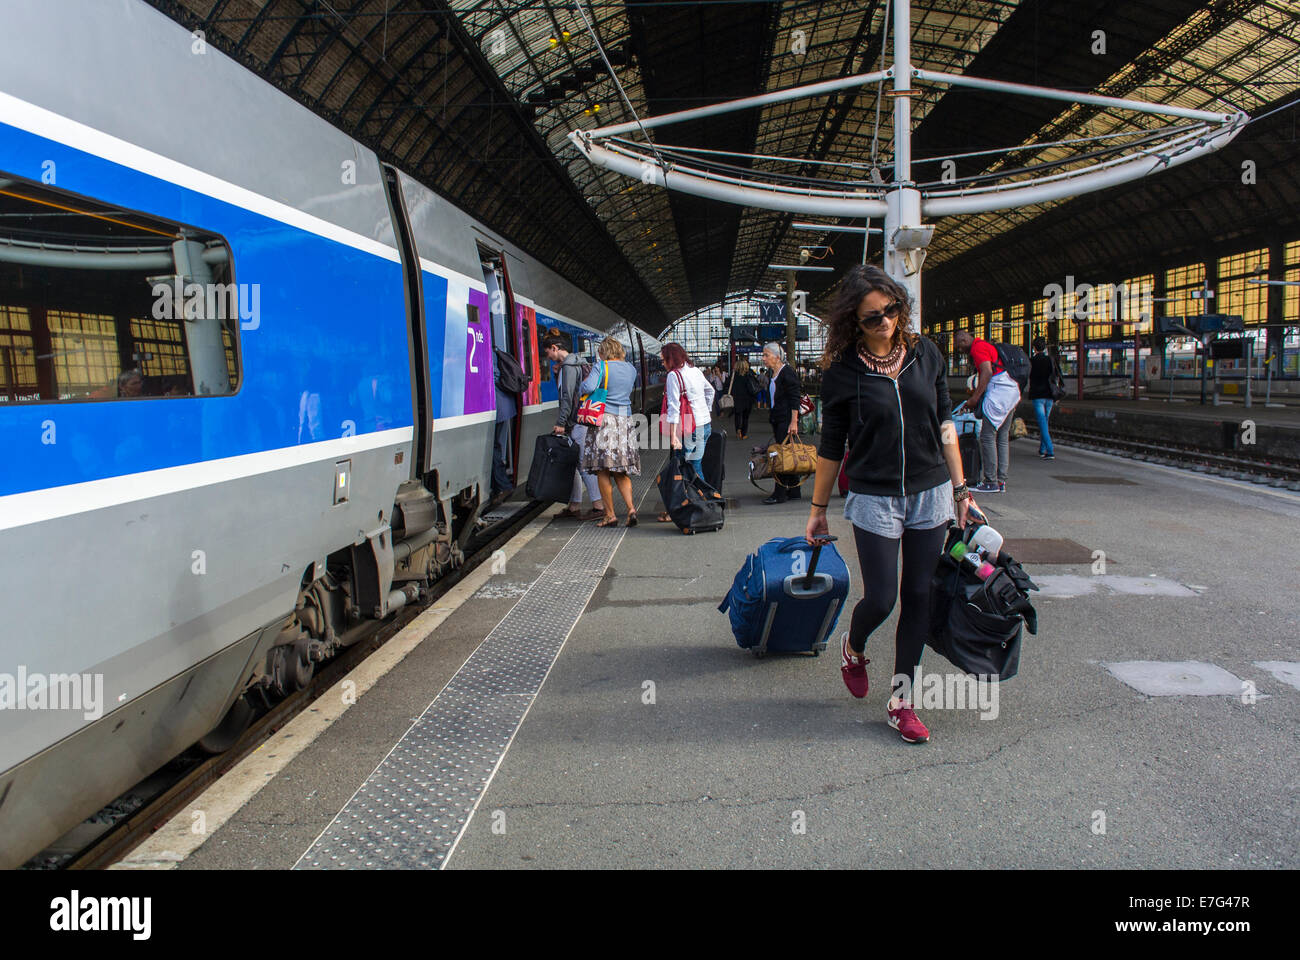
[655,451,725,534]
[954,414,981,483]
[701,428,726,492]
[525,434,578,503]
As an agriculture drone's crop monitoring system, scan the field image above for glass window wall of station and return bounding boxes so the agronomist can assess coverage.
[660,293,828,374]
[931,237,1300,387]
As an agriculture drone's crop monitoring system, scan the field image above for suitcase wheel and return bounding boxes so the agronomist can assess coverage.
[753,649,764,659]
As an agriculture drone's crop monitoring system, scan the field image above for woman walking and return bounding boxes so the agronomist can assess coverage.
[579,336,642,527]
[656,342,715,523]
[723,359,759,439]
[760,342,803,504]
[705,365,725,414]
[1028,336,1057,461]
[805,265,980,744]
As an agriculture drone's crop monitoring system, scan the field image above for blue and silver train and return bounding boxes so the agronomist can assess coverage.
[0,0,661,867]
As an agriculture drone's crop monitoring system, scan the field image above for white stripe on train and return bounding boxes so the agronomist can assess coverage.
[1,403,562,532]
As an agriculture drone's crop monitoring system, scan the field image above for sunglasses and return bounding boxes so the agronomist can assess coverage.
[857,301,903,326]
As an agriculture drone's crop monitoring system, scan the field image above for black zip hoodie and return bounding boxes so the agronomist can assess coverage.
[818,336,954,497]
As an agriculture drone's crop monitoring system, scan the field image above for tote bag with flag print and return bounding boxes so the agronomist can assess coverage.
[577,362,609,427]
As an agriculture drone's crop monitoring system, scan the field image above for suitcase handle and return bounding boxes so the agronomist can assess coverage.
[784,572,832,598]
[774,535,838,589]
[776,535,837,553]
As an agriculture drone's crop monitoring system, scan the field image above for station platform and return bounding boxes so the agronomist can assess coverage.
[1038,393,1298,424]
[117,430,1300,870]
[1012,395,1300,459]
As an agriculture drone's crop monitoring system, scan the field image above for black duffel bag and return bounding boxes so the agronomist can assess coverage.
[655,450,724,535]
[927,529,1038,681]
[525,433,579,503]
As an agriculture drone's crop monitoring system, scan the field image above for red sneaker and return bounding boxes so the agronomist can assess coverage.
[887,699,930,743]
[840,633,869,698]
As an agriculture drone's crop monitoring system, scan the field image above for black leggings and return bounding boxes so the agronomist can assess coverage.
[733,405,751,435]
[848,523,948,697]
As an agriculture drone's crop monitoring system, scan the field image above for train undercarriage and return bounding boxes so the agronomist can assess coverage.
[197,472,484,753]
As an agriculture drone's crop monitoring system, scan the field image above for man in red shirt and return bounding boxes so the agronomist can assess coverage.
[954,331,1020,492]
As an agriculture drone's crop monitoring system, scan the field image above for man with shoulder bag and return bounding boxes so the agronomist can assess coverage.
[543,333,604,519]
[954,330,1022,493]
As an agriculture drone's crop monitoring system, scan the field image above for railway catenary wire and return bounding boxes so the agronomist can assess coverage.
[28,499,552,871]
[1030,425,1300,490]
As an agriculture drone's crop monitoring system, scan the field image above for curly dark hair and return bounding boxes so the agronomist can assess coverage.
[820,264,918,369]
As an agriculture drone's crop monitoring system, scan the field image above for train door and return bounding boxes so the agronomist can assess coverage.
[480,248,520,491]
[635,330,648,415]
[382,165,429,480]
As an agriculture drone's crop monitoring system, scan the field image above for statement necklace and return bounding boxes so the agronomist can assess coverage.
[858,338,905,376]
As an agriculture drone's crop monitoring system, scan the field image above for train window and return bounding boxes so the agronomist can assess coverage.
[0,171,238,403]
[536,323,555,383]
[527,321,540,382]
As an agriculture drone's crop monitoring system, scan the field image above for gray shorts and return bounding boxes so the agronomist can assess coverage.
[844,481,955,538]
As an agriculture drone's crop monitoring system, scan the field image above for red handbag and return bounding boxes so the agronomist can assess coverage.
[660,370,696,435]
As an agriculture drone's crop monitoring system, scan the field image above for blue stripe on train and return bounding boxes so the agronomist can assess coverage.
[422,271,449,420]
[0,121,412,497]
[536,311,606,405]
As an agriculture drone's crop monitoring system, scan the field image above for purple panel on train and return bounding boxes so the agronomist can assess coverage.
[464,288,494,416]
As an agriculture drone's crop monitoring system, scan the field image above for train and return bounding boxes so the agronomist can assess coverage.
[0,0,662,867]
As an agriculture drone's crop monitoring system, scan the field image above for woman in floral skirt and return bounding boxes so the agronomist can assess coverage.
[579,336,642,527]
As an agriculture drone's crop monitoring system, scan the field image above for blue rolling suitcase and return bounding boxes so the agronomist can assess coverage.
[718,536,850,657]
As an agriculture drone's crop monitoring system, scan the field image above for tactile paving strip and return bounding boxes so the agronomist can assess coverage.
[295,471,656,870]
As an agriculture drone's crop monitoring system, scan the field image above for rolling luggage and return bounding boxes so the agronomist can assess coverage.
[656,451,725,535]
[524,433,578,503]
[718,536,850,657]
[701,428,726,492]
[953,411,981,483]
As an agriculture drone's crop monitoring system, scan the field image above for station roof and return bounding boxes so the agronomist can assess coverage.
[147,1,1300,333]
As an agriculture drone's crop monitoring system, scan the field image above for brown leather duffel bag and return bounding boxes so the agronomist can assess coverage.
[768,434,818,478]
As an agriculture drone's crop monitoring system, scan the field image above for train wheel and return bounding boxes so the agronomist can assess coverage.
[274,639,315,693]
[197,697,255,754]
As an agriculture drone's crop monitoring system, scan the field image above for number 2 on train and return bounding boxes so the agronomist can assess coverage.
[467,327,484,373]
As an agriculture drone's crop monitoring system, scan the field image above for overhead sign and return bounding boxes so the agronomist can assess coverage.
[759,302,786,326]
[1155,314,1244,335]
[731,323,811,343]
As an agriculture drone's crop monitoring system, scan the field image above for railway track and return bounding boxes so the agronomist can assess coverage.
[1042,425,1300,490]
[29,499,551,871]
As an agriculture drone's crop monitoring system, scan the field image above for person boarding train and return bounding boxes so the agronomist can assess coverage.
[544,332,605,520]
